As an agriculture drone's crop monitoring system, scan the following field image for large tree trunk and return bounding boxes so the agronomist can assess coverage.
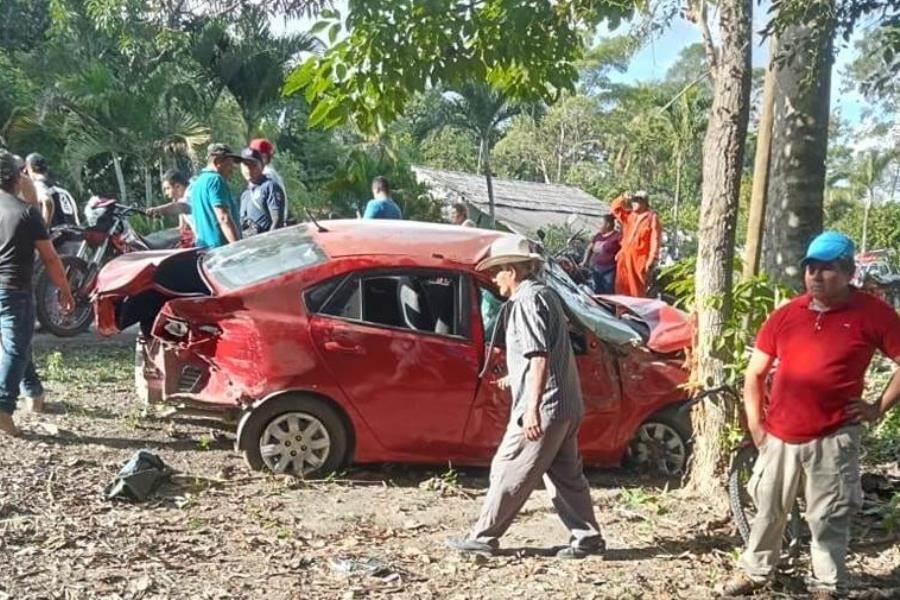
[761,16,834,289]
[687,0,752,497]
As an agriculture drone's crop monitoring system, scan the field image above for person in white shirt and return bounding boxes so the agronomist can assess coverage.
[146,169,194,247]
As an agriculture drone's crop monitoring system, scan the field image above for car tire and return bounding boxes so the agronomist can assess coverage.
[625,406,693,475]
[238,394,348,478]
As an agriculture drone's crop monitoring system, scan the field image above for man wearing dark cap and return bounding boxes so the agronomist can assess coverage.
[25,153,79,227]
[238,147,286,236]
[0,151,74,436]
[720,231,900,599]
[189,143,241,249]
[248,139,285,193]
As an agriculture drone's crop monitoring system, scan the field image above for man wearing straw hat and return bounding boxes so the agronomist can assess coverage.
[447,235,604,559]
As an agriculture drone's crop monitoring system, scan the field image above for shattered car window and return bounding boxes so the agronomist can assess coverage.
[542,260,642,347]
[203,227,327,291]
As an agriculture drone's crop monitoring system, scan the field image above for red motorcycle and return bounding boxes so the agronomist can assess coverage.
[36,197,181,337]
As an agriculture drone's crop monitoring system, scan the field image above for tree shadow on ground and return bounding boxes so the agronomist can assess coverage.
[340,464,683,491]
[851,564,900,597]
[24,430,233,452]
[37,400,119,420]
[602,532,737,561]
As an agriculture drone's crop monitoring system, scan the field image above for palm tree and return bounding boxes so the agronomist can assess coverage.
[850,149,895,253]
[38,61,209,204]
[443,83,521,228]
[659,87,707,256]
[192,18,321,139]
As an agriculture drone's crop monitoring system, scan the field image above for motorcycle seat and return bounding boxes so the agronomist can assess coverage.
[140,228,182,250]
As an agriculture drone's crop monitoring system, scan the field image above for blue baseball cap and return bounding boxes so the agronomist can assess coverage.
[802,231,855,265]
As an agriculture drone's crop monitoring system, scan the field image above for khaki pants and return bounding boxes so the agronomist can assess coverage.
[738,426,863,590]
[470,419,603,549]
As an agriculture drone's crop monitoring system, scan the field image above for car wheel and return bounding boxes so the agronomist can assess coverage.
[238,395,348,477]
[626,408,692,475]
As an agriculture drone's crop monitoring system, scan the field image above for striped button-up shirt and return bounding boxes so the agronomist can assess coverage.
[505,278,584,425]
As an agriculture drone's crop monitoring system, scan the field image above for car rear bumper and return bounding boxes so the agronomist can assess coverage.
[135,336,242,413]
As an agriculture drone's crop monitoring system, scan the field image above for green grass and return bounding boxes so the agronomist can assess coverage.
[36,345,133,387]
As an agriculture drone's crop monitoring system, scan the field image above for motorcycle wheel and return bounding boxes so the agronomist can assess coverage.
[35,255,94,338]
[728,444,804,555]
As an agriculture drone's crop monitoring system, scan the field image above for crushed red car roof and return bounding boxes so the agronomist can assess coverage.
[309,220,505,264]
[596,294,693,354]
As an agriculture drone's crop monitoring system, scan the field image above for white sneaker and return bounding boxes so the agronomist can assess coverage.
[22,394,45,413]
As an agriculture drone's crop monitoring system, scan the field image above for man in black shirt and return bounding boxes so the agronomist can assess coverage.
[25,153,79,227]
[0,150,74,436]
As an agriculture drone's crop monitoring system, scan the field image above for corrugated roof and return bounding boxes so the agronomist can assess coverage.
[413,166,609,235]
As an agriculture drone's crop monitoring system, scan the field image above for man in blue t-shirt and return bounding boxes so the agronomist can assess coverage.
[362,176,402,219]
[190,143,242,249]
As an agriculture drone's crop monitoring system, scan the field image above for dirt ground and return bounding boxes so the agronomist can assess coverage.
[0,335,898,600]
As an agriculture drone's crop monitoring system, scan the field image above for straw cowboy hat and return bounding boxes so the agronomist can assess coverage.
[475,235,543,271]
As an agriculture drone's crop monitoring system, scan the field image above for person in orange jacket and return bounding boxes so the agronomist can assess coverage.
[610,190,662,297]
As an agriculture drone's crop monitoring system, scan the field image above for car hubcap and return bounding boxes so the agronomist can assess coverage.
[259,412,330,476]
[630,422,686,475]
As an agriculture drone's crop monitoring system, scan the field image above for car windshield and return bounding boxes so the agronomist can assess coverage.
[542,259,642,346]
[202,227,327,291]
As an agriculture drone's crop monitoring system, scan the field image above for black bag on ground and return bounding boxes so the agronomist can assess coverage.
[105,450,170,501]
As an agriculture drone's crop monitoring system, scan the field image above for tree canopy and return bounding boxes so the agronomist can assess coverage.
[285,0,636,131]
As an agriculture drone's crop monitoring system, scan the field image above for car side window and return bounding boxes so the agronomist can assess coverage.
[319,277,362,320]
[306,276,347,314]
[311,271,467,338]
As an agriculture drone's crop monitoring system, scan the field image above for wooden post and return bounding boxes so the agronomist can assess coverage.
[742,37,777,280]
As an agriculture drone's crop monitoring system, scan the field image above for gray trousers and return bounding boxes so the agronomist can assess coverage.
[470,418,603,549]
[738,426,863,590]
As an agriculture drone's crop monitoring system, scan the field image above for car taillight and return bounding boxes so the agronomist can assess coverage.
[156,315,221,347]
[162,318,189,339]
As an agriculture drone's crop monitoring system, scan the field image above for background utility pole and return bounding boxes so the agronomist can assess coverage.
[743,37,777,280]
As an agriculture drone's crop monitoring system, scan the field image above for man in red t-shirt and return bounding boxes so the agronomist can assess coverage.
[720,231,900,599]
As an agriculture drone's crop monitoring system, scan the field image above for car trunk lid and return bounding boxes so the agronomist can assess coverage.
[93,248,212,336]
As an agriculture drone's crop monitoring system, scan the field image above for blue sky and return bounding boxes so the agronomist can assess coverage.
[601,10,869,126]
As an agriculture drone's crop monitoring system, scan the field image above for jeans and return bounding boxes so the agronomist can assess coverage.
[0,290,43,414]
[590,266,616,295]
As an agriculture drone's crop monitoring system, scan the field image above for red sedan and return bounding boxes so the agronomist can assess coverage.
[94,221,692,477]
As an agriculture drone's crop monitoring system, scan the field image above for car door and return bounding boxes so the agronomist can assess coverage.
[461,286,511,459]
[306,269,480,458]
[464,284,624,462]
[571,328,621,414]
